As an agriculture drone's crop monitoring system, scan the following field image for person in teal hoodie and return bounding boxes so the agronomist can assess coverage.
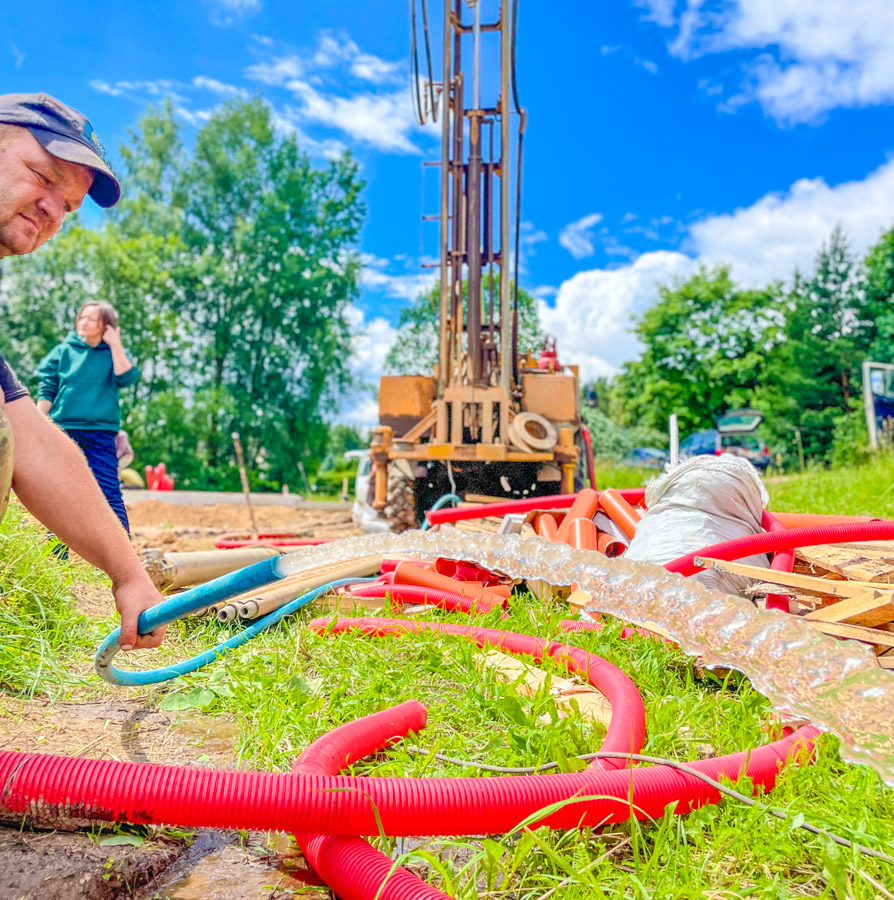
[37,301,139,533]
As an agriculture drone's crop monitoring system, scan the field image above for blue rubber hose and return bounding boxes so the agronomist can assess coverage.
[95,557,377,686]
[421,493,462,531]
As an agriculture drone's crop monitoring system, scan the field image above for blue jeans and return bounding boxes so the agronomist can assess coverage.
[66,429,130,535]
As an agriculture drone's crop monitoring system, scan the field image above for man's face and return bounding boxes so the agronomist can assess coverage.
[0,128,94,258]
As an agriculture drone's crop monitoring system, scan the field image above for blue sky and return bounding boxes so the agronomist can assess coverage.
[4,0,894,423]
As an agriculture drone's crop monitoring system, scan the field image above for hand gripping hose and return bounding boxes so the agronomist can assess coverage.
[1,621,818,837]
[94,556,376,685]
[293,700,452,900]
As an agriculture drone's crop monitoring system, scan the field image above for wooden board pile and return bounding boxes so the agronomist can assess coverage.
[697,543,894,670]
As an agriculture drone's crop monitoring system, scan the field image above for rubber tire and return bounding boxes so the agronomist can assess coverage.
[382,459,417,533]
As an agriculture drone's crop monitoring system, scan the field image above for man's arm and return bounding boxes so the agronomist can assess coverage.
[5,396,165,650]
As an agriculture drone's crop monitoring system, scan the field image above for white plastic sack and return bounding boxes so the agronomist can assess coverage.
[625,455,770,596]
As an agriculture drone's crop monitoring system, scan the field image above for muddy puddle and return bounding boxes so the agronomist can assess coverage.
[133,831,329,900]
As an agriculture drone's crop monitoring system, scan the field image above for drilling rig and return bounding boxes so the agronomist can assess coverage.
[369,0,584,531]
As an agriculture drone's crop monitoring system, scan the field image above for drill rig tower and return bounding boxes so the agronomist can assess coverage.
[371,0,582,530]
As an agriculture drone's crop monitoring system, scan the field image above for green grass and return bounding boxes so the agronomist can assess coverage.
[2,459,894,896]
[0,502,100,697]
[767,452,894,517]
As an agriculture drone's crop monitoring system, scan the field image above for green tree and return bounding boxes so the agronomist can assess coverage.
[758,226,870,459]
[613,265,783,435]
[864,225,894,363]
[0,97,366,489]
[384,277,544,375]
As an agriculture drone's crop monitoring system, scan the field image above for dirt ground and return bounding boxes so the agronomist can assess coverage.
[2,497,361,899]
[127,500,362,554]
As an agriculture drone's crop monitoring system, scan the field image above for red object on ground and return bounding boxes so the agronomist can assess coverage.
[434,558,504,587]
[144,465,155,491]
[569,517,599,551]
[554,489,600,544]
[214,535,333,549]
[292,701,451,900]
[581,427,597,490]
[349,583,505,615]
[664,519,894,577]
[599,490,642,541]
[771,512,881,528]
[391,561,504,610]
[596,531,626,558]
[558,618,677,647]
[0,618,818,877]
[534,513,559,541]
[761,510,794,612]
[425,489,647,527]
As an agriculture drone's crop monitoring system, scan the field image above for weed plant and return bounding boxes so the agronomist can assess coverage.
[0,501,97,697]
[2,467,894,895]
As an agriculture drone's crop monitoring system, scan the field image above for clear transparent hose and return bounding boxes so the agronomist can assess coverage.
[279,531,894,785]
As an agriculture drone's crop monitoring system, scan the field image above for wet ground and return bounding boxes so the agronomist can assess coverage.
[1,499,361,899]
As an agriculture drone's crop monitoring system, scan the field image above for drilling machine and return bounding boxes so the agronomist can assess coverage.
[370,0,584,531]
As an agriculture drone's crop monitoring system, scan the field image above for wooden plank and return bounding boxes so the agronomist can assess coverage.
[481,397,494,444]
[796,545,894,583]
[399,408,437,443]
[477,649,612,727]
[695,557,885,599]
[805,592,894,628]
[805,620,894,651]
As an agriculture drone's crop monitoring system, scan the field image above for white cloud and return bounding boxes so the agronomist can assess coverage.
[343,304,398,426]
[89,78,186,101]
[283,78,422,153]
[192,76,244,97]
[652,0,894,123]
[208,0,261,26]
[538,155,894,379]
[558,212,603,259]
[634,58,659,75]
[9,43,24,69]
[271,106,348,158]
[245,54,304,85]
[360,263,436,302]
[537,251,696,380]
[244,34,428,153]
[690,157,894,284]
[635,0,677,28]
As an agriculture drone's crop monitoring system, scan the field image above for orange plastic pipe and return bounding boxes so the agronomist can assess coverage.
[596,531,625,558]
[599,489,641,540]
[553,489,599,544]
[534,513,559,541]
[771,512,880,529]
[392,562,503,607]
[568,517,598,592]
[568,517,598,551]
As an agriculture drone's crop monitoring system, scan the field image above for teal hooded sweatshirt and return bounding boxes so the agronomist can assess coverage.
[37,332,140,432]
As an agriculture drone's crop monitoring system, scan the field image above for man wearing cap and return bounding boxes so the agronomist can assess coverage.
[0,93,164,651]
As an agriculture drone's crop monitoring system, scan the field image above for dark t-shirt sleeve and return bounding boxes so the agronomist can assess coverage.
[0,352,29,403]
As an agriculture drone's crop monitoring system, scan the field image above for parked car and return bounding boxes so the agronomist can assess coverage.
[620,447,670,468]
[679,429,771,472]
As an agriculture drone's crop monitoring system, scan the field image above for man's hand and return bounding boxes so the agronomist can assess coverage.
[103,324,123,347]
[113,572,167,651]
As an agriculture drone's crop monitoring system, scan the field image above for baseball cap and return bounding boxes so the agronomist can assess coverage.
[0,92,120,207]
